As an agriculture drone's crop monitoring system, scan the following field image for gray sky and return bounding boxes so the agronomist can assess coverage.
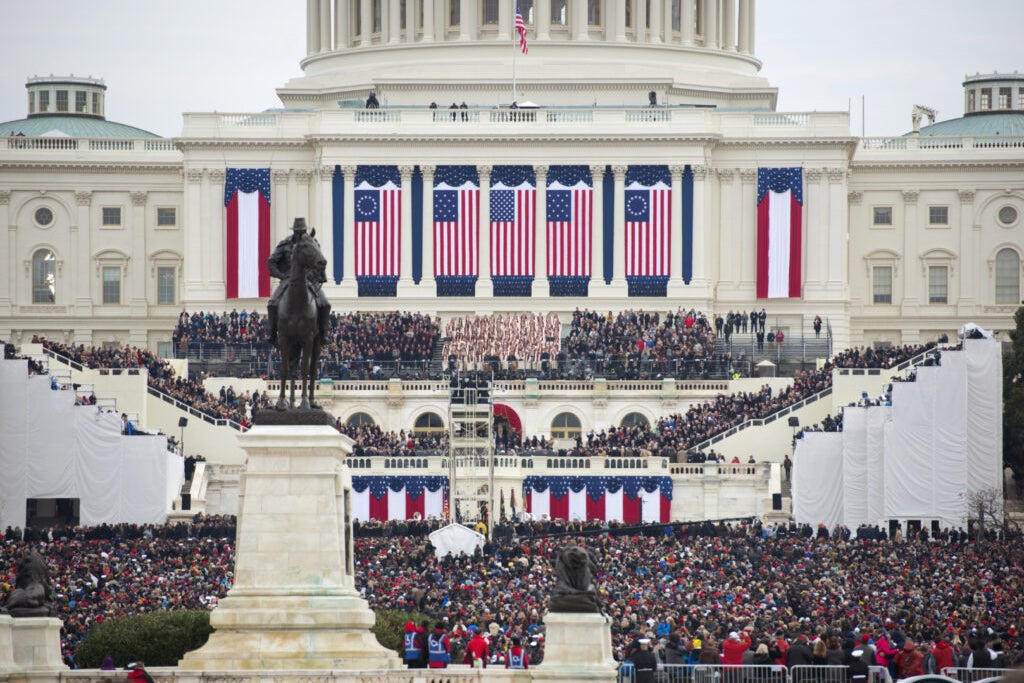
[1,1,1021,138]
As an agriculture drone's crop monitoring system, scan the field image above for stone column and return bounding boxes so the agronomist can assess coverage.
[360,0,373,46]
[681,0,695,45]
[572,0,588,40]
[827,168,848,295]
[721,0,736,50]
[534,165,549,296]
[272,169,291,243]
[320,0,332,51]
[737,0,750,53]
[398,165,415,294]
[183,170,203,300]
[423,0,435,41]
[747,0,755,54]
[498,0,512,40]
[74,191,93,313]
[478,165,493,296]
[738,168,757,297]
[662,0,673,43]
[589,165,605,286]
[386,0,399,43]
[716,168,737,289]
[703,0,718,48]
[405,0,417,40]
[340,166,358,296]
[537,0,551,39]
[901,189,920,311]
[691,165,709,292]
[460,0,474,39]
[0,192,10,315]
[129,191,148,311]
[207,170,226,295]
[334,0,350,48]
[316,165,334,290]
[611,165,627,287]
[668,165,684,295]
[635,0,647,42]
[612,0,626,41]
[957,190,976,313]
[648,0,662,43]
[307,0,320,54]
[421,165,436,288]
[803,168,826,290]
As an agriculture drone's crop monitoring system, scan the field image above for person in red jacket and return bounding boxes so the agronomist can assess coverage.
[465,630,490,668]
[931,636,957,674]
[894,640,924,680]
[723,630,752,683]
[126,662,154,683]
[772,630,790,667]
[506,636,530,669]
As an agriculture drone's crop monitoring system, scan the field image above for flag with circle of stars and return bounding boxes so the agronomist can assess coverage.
[624,165,671,277]
[354,166,401,277]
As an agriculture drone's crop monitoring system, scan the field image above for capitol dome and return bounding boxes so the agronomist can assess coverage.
[279,0,776,110]
[0,75,160,139]
[914,71,1024,137]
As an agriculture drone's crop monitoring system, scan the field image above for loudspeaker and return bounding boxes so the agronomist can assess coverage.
[178,417,188,428]
[772,493,782,510]
[787,416,800,427]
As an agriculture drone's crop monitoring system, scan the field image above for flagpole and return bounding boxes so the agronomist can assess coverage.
[511,5,517,105]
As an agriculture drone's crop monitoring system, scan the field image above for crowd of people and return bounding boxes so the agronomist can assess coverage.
[337,422,450,457]
[443,313,562,365]
[3,517,1022,672]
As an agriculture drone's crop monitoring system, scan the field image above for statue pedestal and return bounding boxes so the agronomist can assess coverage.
[534,612,617,681]
[10,617,67,672]
[0,615,15,673]
[179,426,400,671]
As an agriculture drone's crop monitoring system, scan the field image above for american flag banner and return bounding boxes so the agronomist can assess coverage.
[756,167,803,299]
[354,165,401,277]
[490,165,535,278]
[515,4,529,54]
[523,476,672,524]
[224,168,271,299]
[547,165,592,278]
[624,165,671,278]
[433,165,480,278]
[351,476,448,522]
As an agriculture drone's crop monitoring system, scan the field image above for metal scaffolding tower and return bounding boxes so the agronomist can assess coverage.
[447,373,494,539]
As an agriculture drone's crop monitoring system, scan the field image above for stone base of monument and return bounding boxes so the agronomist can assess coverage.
[0,615,14,674]
[534,612,617,681]
[179,425,399,671]
[8,617,67,673]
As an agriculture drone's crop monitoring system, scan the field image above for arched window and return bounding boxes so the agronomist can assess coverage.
[550,412,582,439]
[346,412,375,427]
[996,248,1021,304]
[32,249,56,304]
[620,412,650,429]
[414,412,445,434]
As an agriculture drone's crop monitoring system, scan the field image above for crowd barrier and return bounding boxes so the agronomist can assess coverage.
[941,668,1010,683]
[617,664,899,683]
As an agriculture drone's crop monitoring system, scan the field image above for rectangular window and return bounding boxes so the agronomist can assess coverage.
[102,267,121,304]
[28,91,35,114]
[156,207,177,226]
[56,90,68,112]
[928,206,949,225]
[92,92,101,115]
[550,0,566,24]
[1019,88,1024,110]
[75,91,87,113]
[967,90,976,113]
[588,0,601,24]
[481,0,499,24]
[999,87,1012,109]
[928,266,948,304]
[157,267,176,305]
[157,341,174,359]
[872,266,893,304]
[872,206,893,226]
[39,91,50,112]
[102,207,122,226]
[980,88,991,109]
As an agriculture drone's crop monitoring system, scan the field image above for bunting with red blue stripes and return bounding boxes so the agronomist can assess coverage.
[522,476,672,523]
[434,165,480,296]
[351,476,448,522]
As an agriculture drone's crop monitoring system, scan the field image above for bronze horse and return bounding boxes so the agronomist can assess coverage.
[276,232,327,410]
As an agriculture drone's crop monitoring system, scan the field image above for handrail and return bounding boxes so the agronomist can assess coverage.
[146,386,246,432]
[690,386,833,452]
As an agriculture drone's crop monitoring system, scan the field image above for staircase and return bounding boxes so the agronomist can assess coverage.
[430,337,449,378]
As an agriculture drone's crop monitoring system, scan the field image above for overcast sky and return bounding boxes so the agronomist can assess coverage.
[1,1,1021,138]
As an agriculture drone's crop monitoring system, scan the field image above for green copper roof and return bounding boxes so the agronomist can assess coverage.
[0,115,160,139]
[914,113,1024,137]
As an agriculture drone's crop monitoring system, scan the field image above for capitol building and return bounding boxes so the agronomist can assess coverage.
[0,2,1019,528]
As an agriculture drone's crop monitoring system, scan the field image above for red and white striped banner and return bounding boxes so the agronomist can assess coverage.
[490,186,535,276]
[354,184,401,276]
[624,186,671,277]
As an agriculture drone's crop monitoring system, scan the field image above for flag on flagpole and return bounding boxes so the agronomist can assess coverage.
[224,168,271,299]
[756,167,803,298]
[515,5,529,54]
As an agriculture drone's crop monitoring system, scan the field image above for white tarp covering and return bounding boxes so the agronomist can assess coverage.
[0,358,181,530]
[792,432,844,529]
[931,352,968,528]
[885,370,936,520]
[865,406,891,523]
[841,407,869,528]
[428,523,485,559]
[966,339,1003,496]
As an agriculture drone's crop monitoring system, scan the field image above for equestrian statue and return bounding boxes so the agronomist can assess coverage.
[266,217,331,410]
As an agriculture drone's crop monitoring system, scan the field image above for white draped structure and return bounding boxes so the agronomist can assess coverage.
[792,338,1002,531]
[0,357,182,530]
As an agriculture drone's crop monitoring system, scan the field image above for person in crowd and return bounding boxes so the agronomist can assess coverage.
[894,639,924,680]
[465,627,489,668]
[126,661,154,683]
[630,638,658,683]
[848,649,870,683]
[506,636,529,669]
[427,621,451,668]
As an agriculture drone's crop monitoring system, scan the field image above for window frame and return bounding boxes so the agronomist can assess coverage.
[994,248,1021,305]
[55,90,68,112]
[31,249,57,304]
[872,266,893,305]
[550,412,582,439]
[75,91,87,113]
[101,206,122,227]
[156,207,178,227]
[620,412,650,430]
[927,265,949,304]
[156,266,176,305]
[346,412,376,427]
[927,205,949,227]
[872,206,893,227]
[102,266,122,305]
[414,412,445,434]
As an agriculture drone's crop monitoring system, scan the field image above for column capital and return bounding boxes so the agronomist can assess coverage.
[958,190,976,205]
[691,165,709,180]
[805,168,824,183]
[130,191,148,206]
[715,168,735,183]
[186,168,204,183]
[739,168,757,183]
[534,164,549,179]
[589,164,606,179]
[902,189,919,204]
[272,168,291,183]
[318,165,335,181]
[341,165,357,179]
[75,190,92,206]
[0,190,10,205]
[293,169,314,184]
[827,168,847,183]
[669,165,686,179]
[398,165,415,180]
[477,164,493,179]
[847,191,863,205]
[612,165,628,179]
[420,165,435,179]
[208,169,226,183]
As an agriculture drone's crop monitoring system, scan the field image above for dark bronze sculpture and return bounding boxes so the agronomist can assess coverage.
[266,218,331,411]
[1,550,55,617]
[550,545,602,613]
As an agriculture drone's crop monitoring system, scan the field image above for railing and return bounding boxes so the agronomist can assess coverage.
[2,136,180,153]
[146,386,246,432]
[619,665,893,683]
[859,135,1024,152]
[941,668,1009,683]
[690,386,834,452]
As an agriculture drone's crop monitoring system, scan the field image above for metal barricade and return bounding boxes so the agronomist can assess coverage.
[941,668,1009,683]
[789,665,849,683]
[678,664,787,683]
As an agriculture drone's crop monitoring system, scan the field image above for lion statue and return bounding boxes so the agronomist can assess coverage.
[550,545,602,613]
[2,550,55,617]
